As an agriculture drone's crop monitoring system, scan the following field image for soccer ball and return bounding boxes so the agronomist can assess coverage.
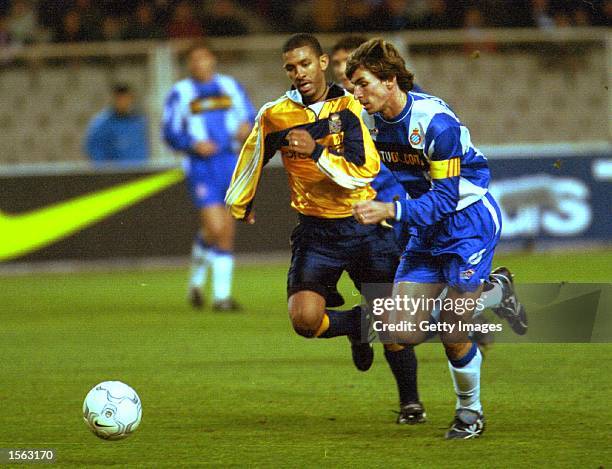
[82,381,142,440]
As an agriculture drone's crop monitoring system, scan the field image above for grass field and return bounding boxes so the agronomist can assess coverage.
[1,250,611,467]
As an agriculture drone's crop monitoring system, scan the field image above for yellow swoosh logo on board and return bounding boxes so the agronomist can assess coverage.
[0,169,184,261]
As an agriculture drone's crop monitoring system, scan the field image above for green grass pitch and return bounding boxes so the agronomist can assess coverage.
[1,250,611,467]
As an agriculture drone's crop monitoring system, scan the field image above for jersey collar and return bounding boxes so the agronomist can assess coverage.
[376,91,413,124]
[286,83,347,106]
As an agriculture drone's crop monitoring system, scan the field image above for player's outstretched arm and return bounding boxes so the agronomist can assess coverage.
[225,118,266,221]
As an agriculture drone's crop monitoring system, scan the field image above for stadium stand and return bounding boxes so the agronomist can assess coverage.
[0,28,608,165]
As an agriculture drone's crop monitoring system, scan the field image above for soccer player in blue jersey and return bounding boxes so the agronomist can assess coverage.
[162,42,255,311]
[330,36,519,348]
[347,38,527,439]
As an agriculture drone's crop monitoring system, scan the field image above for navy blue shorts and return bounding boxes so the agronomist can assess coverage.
[184,154,237,209]
[287,215,400,304]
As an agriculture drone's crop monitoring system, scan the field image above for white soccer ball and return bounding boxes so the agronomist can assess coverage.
[82,381,142,440]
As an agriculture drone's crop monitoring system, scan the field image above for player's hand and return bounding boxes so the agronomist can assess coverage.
[236,121,252,143]
[193,140,218,157]
[352,200,396,225]
[286,129,316,155]
[244,210,256,225]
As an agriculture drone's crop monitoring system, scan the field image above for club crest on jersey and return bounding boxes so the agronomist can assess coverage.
[460,269,475,280]
[410,128,422,145]
[328,113,342,134]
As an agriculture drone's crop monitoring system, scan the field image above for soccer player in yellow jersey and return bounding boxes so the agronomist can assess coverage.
[226,33,426,424]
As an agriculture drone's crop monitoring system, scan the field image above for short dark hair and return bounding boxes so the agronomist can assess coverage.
[185,40,214,58]
[346,38,414,92]
[332,35,368,54]
[282,33,323,57]
[112,83,132,94]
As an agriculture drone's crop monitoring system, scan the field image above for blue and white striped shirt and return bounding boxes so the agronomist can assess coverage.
[364,91,492,227]
[162,73,255,158]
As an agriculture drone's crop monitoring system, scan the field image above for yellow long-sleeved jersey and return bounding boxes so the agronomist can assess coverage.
[225,84,380,219]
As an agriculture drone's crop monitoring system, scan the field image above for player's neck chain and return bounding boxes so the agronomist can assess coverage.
[305,86,329,105]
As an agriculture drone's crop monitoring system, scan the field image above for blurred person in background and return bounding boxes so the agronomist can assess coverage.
[7,0,36,45]
[0,14,11,46]
[73,0,102,40]
[123,2,164,40]
[53,10,89,43]
[295,0,341,32]
[573,7,592,26]
[419,0,456,29]
[530,0,555,28]
[203,0,249,36]
[84,83,149,165]
[598,0,612,26]
[374,0,411,31]
[166,0,204,39]
[99,14,123,41]
[339,0,374,31]
[162,42,255,311]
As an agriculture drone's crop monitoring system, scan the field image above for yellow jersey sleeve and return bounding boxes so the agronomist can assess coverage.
[224,115,266,220]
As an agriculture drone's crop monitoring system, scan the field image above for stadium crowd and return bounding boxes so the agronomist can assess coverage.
[0,0,609,46]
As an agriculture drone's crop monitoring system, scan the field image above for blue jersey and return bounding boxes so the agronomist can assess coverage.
[364,91,493,227]
[364,92,502,290]
[162,74,255,159]
[84,109,149,164]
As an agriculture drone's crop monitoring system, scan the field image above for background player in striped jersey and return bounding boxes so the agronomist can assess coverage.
[162,42,255,311]
[226,34,425,425]
[347,38,527,439]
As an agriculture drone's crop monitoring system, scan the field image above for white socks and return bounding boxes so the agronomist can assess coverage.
[448,343,483,413]
[211,252,234,301]
[189,241,212,288]
[190,238,234,301]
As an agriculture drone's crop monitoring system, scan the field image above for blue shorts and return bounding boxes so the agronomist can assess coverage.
[288,215,400,304]
[184,154,237,209]
[395,193,502,292]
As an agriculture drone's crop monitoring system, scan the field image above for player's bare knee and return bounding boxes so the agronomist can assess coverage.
[289,305,324,339]
[290,314,321,338]
[443,341,472,361]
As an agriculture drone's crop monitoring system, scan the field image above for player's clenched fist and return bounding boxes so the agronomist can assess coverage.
[192,140,218,157]
[352,200,396,224]
[286,129,316,155]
